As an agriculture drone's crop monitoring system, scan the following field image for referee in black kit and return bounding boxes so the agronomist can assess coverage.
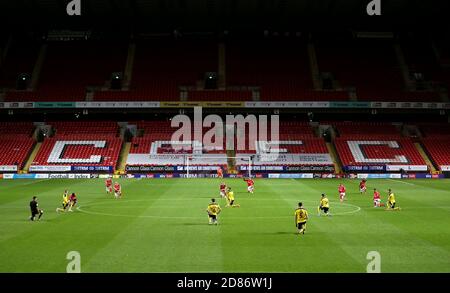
[29,196,44,221]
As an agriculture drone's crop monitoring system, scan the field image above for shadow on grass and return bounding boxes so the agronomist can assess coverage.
[274,231,298,235]
[181,222,214,226]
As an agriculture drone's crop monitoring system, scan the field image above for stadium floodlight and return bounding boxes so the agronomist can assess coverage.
[110,72,123,89]
[204,72,218,89]
[16,73,30,90]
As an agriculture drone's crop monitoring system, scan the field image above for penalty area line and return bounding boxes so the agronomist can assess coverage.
[387,179,416,186]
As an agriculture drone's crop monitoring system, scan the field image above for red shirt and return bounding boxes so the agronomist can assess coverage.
[106,178,112,186]
[373,191,380,200]
[245,179,254,186]
[114,183,121,191]
[220,184,226,190]
[360,181,366,188]
[70,194,77,201]
[338,185,346,193]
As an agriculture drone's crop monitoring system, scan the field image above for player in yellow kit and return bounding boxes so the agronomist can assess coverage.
[56,190,70,213]
[295,202,309,235]
[226,187,240,208]
[386,189,401,211]
[206,198,221,225]
[318,193,330,216]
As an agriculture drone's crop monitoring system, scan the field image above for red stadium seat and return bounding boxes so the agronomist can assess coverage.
[0,122,36,169]
[422,138,450,171]
[187,90,253,101]
[335,138,426,166]
[31,122,122,170]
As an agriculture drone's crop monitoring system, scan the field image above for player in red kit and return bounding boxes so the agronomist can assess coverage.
[217,167,223,178]
[105,177,113,194]
[219,182,227,198]
[359,179,367,194]
[68,193,77,212]
[338,184,346,202]
[244,178,254,194]
[113,182,122,199]
[373,188,384,207]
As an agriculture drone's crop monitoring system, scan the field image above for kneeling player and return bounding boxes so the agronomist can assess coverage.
[243,177,254,194]
[373,188,384,207]
[318,193,330,216]
[359,179,367,194]
[226,187,240,208]
[206,198,221,225]
[68,193,77,212]
[295,202,308,235]
[386,189,400,211]
[113,182,122,199]
[105,177,113,194]
[56,190,69,213]
[338,183,346,202]
[219,182,227,198]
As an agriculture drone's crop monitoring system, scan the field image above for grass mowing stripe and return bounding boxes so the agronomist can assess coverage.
[0,178,449,272]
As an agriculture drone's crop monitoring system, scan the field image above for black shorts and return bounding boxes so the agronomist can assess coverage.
[229,200,234,206]
[320,206,329,213]
[31,209,39,216]
[209,214,217,220]
[297,222,306,230]
[63,203,68,209]
[389,202,396,208]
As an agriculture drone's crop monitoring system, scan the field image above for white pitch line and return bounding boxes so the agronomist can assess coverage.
[75,200,361,219]
[387,179,416,186]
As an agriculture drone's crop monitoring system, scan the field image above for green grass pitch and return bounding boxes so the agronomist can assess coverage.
[0,178,449,272]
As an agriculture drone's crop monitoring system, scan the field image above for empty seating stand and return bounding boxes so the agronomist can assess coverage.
[226,39,318,101]
[31,122,122,170]
[0,39,40,89]
[0,122,36,170]
[5,41,127,101]
[420,123,450,171]
[186,90,253,101]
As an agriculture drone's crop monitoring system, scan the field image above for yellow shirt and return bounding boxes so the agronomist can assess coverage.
[295,208,308,224]
[320,197,329,208]
[227,191,235,201]
[388,193,395,204]
[63,194,69,205]
[207,203,221,216]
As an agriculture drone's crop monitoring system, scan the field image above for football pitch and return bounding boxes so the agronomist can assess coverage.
[0,178,449,273]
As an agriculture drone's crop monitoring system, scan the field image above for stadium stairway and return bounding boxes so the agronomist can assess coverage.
[326,142,343,174]
[394,43,414,90]
[307,42,321,90]
[22,142,42,172]
[218,42,226,89]
[123,43,136,90]
[30,44,47,90]
[226,149,238,174]
[116,142,131,174]
[414,142,438,173]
